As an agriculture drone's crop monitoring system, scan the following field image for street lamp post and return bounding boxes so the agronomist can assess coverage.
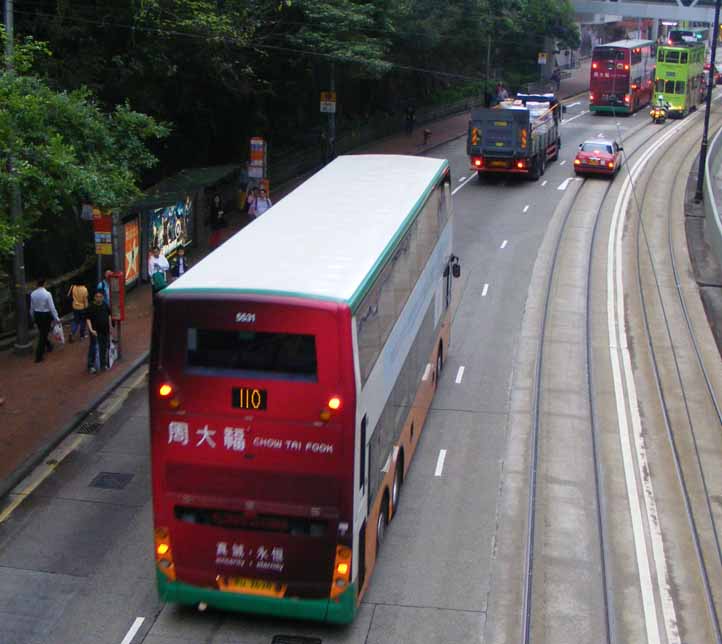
[4,0,31,353]
[695,0,722,203]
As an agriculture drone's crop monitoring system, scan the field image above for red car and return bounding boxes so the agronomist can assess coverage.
[574,139,623,177]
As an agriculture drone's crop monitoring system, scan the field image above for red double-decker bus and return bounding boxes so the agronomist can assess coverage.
[589,39,654,114]
[149,155,460,623]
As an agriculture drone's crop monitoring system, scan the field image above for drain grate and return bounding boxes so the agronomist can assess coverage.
[76,412,102,435]
[272,637,322,644]
[89,471,134,490]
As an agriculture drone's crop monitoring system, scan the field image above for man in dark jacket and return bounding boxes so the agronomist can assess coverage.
[86,289,111,373]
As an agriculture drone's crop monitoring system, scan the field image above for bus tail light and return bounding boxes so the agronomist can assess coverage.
[589,92,594,102]
[155,527,176,581]
[624,64,630,71]
[330,545,352,599]
[624,95,630,104]
[328,396,342,410]
[592,62,598,69]
[159,383,173,397]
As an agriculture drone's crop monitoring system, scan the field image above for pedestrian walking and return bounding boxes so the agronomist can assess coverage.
[148,245,170,294]
[551,66,561,92]
[171,247,191,280]
[249,187,272,219]
[404,104,416,135]
[209,193,226,248]
[29,278,60,363]
[67,281,89,343]
[97,270,112,307]
[86,289,111,374]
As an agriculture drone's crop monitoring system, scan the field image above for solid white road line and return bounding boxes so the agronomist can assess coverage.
[563,110,588,123]
[560,160,567,166]
[120,618,145,644]
[607,116,695,644]
[434,450,447,477]
[500,240,508,249]
[541,180,548,187]
[422,363,432,381]
[557,178,573,191]
[523,205,530,213]
[452,172,477,196]
[455,366,465,383]
[481,283,489,297]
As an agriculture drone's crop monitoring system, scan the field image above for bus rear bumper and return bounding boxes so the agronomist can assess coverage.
[589,105,631,114]
[157,572,357,624]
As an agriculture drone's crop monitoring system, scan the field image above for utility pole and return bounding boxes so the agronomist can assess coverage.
[695,0,721,202]
[4,0,31,353]
[328,61,336,161]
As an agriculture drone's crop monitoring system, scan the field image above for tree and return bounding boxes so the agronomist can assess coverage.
[0,30,169,255]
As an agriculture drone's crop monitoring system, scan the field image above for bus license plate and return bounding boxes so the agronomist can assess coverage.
[232,387,268,410]
[219,576,286,597]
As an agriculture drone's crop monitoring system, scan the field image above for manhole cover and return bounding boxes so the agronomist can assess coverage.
[89,472,134,490]
[76,412,102,435]
[272,637,322,644]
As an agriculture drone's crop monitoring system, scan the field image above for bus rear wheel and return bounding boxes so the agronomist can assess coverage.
[376,493,389,548]
[391,455,404,516]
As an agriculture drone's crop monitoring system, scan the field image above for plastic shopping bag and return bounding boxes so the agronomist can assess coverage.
[108,340,118,369]
[52,322,65,345]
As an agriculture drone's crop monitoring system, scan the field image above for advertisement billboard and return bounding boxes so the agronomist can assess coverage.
[149,196,193,258]
[124,218,141,287]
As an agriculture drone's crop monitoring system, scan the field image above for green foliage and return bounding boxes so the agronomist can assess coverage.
[0,32,169,255]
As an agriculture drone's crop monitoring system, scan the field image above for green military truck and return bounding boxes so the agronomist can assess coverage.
[467,93,562,181]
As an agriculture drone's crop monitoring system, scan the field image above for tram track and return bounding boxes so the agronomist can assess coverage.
[521,118,664,644]
[628,104,722,644]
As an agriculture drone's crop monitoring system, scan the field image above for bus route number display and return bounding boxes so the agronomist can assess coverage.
[232,387,267,410]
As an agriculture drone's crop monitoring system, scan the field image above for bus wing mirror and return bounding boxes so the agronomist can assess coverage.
[452,263,461,278]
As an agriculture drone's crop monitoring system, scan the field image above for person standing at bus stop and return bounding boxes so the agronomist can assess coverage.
[86,289,111,373]
[67,281,89,343]
[148,245,170,294]
[249,187,272,219]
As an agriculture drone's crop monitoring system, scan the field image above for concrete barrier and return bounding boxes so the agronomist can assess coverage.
[704,124,722,266]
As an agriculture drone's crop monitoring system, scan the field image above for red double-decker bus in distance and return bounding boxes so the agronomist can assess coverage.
[589,39,654,114]
[150,155,460,623]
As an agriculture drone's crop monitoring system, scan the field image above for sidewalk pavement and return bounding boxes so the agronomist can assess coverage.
[0,65,591,498]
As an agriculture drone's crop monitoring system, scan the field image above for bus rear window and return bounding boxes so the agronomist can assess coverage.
[187,329,317,379]
[594,48,624,61]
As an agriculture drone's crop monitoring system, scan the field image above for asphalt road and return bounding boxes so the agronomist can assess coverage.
[0,100,700,644]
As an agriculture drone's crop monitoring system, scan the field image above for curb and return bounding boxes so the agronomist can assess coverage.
[0,350,150,502]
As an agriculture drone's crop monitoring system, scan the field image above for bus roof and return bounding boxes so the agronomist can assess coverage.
[594,39,653,50]
[167,154,449,310]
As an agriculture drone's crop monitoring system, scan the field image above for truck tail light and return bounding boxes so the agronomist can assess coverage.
[473,157,483,168]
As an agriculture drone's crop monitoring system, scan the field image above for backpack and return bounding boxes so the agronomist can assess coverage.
[151,270,167,291]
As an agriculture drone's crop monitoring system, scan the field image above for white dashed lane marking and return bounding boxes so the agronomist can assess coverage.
[482,283,489,297]
[500,240,508,249]
[120,618,145,644]
[435,450,447,477]
[523,205,530,213]
[455,366,465,383]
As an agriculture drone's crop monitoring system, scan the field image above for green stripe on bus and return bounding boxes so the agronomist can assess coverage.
[157,572,356,624]
[166,287,346,304]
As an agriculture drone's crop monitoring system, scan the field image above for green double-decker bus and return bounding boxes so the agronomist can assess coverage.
[654,42,705,117]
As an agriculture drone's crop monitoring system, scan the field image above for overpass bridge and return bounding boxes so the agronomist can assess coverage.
[572,0,717,23]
